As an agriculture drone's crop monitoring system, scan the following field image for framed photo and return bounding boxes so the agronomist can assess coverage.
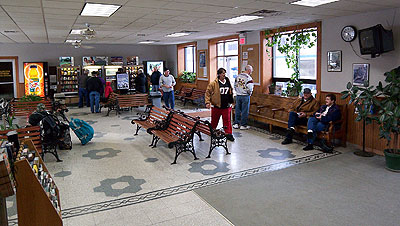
[353,63,369,86]
[327,50,342,72]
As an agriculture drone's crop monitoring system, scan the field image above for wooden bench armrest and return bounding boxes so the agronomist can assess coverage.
[271,108,284,111]
[250,102,257,106]
[256,105,270,113]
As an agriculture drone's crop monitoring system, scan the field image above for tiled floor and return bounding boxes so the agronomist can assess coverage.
[7,103,345,225]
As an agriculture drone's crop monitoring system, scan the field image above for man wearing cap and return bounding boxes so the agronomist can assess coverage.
[281,88,320,145]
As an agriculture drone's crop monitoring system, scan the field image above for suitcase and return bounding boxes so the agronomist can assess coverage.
[69,118,94,145]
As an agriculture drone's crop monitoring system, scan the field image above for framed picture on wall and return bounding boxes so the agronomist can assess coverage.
[353,63,369,86]
[327,50,342,72]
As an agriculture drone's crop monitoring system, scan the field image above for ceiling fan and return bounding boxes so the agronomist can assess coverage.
[71,40,94,49]
[80,23,96,40]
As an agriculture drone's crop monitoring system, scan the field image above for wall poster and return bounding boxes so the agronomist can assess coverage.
[197,49,208,80]
[24,62,45,97]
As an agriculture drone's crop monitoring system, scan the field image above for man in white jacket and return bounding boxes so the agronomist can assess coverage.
[233,65,254,130]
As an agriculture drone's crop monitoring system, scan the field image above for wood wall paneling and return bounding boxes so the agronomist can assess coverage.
[0,56,21,97]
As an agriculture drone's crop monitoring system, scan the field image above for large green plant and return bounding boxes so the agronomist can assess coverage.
[265,28,316,96]
[180,71,196,83]
[1,114,19,131]
[19,95,42,102]
[342,66,400,154]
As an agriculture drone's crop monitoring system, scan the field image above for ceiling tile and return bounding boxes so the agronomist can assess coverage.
[43,8,81,15]
[2,6,42,13]
[42,1,84,9]
[0,0,41,7]
[125,0,170,8]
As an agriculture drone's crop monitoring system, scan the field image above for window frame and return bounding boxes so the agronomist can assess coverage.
[184,45,196,73]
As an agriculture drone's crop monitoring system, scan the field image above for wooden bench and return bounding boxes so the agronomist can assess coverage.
[183,89,206,106]
[0,126,42,154]
[177,111,230,158]
[236,94,347,146]
[147,112,199,164]
[175,87,194,101]
[117,94,149,113]
[131,105,171,136]
[9,98,53,118]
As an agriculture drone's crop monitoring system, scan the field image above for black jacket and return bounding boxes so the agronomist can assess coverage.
[87,77,103,94]
[150,71,161,85]
[135,73,147,93]
[314,104,341,124]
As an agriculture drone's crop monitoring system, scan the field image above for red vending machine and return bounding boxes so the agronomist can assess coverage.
[23,62,49,97]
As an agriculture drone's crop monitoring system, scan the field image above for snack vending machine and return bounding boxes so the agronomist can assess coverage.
[23,62,49,97]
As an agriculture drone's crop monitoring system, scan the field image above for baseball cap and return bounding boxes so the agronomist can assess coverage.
[303,88,312,94]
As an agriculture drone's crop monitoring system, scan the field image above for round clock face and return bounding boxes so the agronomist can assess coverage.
[341,26,357,42]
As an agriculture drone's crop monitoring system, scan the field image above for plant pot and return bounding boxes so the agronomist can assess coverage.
[384,149,400,172]
[269,87,275,94]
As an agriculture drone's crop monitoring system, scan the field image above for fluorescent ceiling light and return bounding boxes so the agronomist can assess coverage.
[70,29,82,35]
[80,3,121,17]
[217,15,263,24]
[165,32,190,38]
[139,41,155,44]
[65,39,81,43]
[290,0,339,7]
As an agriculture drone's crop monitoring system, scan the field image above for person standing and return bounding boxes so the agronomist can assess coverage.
[281,88,320,145]
[78,70,89,108]
[135,69,147,93]
[233,65,254,130]
[150,69,162,91]
[303,94,341,152]
[87,72,103,113]
[205,68,235,141]
[159,68,176,109]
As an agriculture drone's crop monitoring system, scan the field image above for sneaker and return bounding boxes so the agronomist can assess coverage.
[233,124,240,129]
[307,132,314,140]
[303,144,314,151]
[226,134,235,142]
[240,125,250,130]
[281,138,292,145]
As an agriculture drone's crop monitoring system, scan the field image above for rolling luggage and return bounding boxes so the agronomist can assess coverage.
[69,118,94,145]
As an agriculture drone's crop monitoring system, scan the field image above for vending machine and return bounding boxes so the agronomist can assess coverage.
[23,62,49,97]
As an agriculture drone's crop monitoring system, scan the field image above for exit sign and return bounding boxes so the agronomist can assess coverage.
[239,37,246,45]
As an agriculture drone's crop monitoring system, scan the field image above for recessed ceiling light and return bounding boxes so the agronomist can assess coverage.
[217,15,263,24]
[165,32,191,38]
[80,3,121,17]
[70,29,82,35]
[139,40,156,44]
[290,0,339,7]
[65,39,81,43]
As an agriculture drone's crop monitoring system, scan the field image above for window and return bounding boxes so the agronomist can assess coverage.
[217,39,238,87]
[273,30,317,96]
[184,45,196,73]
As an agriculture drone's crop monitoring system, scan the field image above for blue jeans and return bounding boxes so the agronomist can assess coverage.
[152,85,159,92]
[89,91,100,113]
[234,95,250,126]
[163,91,175,109]
[288,111,308,128]
[307,117,327,144]
[78,88,89,107]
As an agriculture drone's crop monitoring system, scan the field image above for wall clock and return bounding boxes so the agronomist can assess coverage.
[341,26,357,42]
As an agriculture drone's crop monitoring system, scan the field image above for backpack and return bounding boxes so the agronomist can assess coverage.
[69,118,94,145]
[40,113,61,143]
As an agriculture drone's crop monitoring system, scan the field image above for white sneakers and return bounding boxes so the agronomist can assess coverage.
[233,124,250,130]
[240,125,250,130]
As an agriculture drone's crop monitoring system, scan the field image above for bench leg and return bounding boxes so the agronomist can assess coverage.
[183,99,187,106]
[106,107,111,116]
[134,125,141,136]
[196,131,204,141]
[206,136,230,158]
[269,124,273,133]
[43,143,63,162]
[152,136,160,148]
[172,140,198,165]
[149,134,156,147]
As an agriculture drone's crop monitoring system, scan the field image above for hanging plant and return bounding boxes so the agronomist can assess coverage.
[265,28,317,96]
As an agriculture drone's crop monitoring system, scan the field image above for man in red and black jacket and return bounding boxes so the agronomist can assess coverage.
[303,93,341,152]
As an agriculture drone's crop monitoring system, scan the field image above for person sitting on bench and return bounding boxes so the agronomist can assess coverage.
[303,93,341,152]
[282,88,320,145]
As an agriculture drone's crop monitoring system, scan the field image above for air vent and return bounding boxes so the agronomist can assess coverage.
[248,10,282,17]
[137,34,146,37]
[4,30,18,33]
[181,30,199,33]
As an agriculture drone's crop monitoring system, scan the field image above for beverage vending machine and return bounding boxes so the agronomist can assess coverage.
[23,62,49,97]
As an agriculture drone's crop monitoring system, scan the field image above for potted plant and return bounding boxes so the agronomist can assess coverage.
[342,66,400,171]
[265,28,316,96]
[180,71,196,84]
[268,82,276,94]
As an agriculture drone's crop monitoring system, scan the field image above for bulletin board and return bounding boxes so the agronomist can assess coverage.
[241,44,259,85]
[197,49,208,81]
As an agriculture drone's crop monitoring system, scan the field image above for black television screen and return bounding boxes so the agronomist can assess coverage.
[359,24,394,57]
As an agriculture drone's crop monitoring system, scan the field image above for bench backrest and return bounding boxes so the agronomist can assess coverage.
[117,94,149,107]
[166,113,198,140]
[148,106,170,123]
[0,126,42,153]
[10,99,53,117]
[177,87,194,96]
[191,89,206,98]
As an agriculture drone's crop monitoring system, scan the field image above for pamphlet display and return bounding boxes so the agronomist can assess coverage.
[24,62,45,97]
[117,73,129,89]
[110,56,123,65]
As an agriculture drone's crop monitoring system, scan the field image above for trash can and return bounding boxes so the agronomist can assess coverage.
[149,91,162,108]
